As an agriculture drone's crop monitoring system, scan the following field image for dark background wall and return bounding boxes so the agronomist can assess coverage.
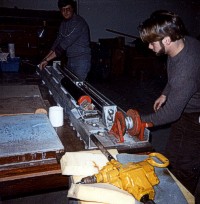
[1,0,200,42]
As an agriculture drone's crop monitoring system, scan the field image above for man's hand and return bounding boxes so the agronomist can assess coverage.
[153,95,166,112]
[39,60,48,70]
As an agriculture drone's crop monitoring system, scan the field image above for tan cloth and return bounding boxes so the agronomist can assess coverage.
[60,150,118,176]
[68,183,136,204]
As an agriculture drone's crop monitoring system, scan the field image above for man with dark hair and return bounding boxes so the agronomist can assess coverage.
[39,0,91,81]
[138,10,200,201]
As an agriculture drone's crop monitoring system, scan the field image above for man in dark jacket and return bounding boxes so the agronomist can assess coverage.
[39,0,91,81]
[138,10,200,201]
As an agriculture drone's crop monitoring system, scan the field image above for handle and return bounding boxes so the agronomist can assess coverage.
[146,152,169,168]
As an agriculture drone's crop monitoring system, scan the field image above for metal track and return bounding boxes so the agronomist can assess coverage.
[37,64,151,151]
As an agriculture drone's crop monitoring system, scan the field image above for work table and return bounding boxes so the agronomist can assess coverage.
[0,71,194,203]
[0,73,85,198]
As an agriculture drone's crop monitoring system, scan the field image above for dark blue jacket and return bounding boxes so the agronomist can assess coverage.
[52,13,91,58]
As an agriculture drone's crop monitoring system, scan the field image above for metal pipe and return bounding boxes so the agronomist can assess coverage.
[106,28,139,39]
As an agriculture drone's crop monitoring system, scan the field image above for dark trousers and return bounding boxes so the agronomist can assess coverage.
[67,55,91,81]
[165,112,200,198]
[195,177,200,204]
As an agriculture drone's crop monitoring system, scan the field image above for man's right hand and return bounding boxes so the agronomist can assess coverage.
[153,94,166,112]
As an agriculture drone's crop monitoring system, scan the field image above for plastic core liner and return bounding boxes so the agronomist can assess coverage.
[49,106,64,127]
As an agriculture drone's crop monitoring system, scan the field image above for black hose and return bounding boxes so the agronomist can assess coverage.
[140,194,156,204]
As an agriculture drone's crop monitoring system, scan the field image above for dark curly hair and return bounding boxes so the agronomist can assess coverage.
[58,0,76,9]
[138,10,187,43]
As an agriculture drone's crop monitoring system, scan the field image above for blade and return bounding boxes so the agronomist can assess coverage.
[90,134,115,161]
